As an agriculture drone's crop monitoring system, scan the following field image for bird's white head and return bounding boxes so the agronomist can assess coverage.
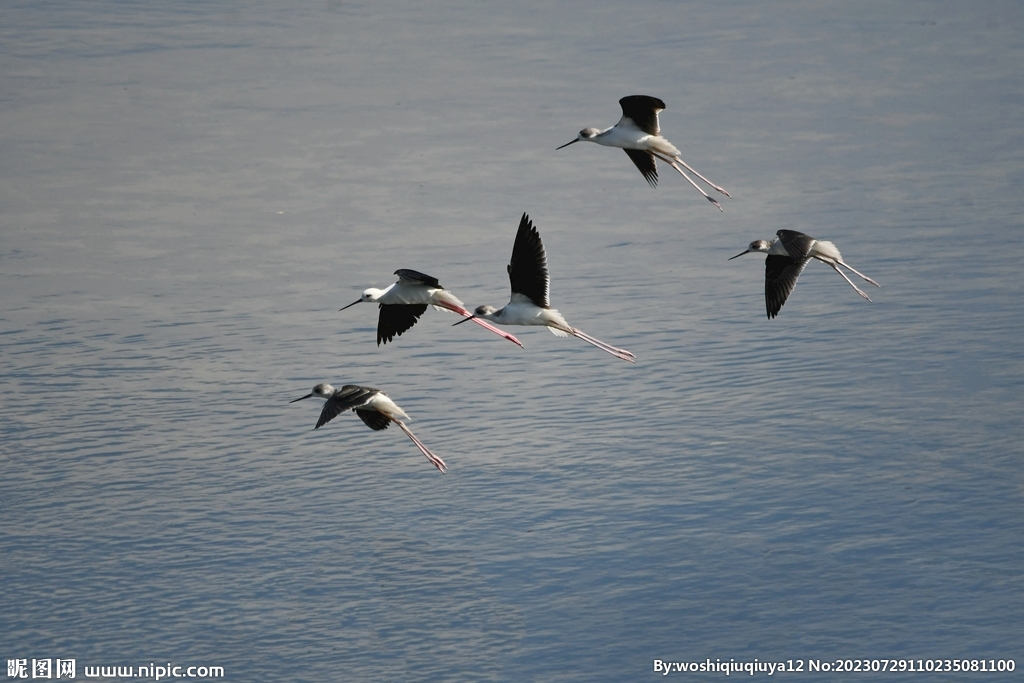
[728,240,772,260]
[290,383,335,403]
[556,127,601,149]
[339,288,384,311]
[360,287,388,303]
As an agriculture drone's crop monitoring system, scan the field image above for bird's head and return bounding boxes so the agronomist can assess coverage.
[556,127,601,149]
[728,240,772,260]
[473,305,499,317]
[290,383,334,403]
[339,288,384,310]
[451,305,499,327]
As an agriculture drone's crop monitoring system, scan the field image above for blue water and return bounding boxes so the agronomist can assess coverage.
[2,1,1022,681]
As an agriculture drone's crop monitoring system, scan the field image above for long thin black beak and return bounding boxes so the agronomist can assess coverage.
[339,299,362,311]
[728,250,751,261]
[555,138,579,150]
[289,393,313,403]
[451,315,476,327]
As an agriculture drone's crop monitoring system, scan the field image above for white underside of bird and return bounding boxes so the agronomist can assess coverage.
[480,294,572,336]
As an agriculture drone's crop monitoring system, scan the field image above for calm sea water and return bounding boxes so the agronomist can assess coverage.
[2,1,1022,681]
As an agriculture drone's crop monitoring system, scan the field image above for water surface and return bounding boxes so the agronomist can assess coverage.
[2,1,1022,681]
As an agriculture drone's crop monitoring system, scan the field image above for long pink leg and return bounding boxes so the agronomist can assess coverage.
[647,152,720,210]
[826,263,873,302]
[570,328,636,363]
[671,155,731,197]
[440,304,524,348]
[650,151,723,211]
[835,259,881,288]
[395,420,447,473]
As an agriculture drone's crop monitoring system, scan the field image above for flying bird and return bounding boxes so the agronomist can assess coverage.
[341,269,522,347]
[454,213,636,362]
[729,229,880,318]
[556,95,730,210]
[290,383,447,472]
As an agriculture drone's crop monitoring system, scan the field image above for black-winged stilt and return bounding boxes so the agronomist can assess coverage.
[556,95,731,211]
[729,229,880,319]
[340,269,522,347]
[454,214,636,362]
[290,383,447,473]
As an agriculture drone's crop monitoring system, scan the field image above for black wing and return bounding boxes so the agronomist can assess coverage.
[776,230,815,260]
[619,95,665,136]
[764,255,809,319]
[355,409,392,431]
[316,385,379,429]
[623,149,658,187]
[507,213,550,308]
[394,269,441,288]
[377,304,428,345]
